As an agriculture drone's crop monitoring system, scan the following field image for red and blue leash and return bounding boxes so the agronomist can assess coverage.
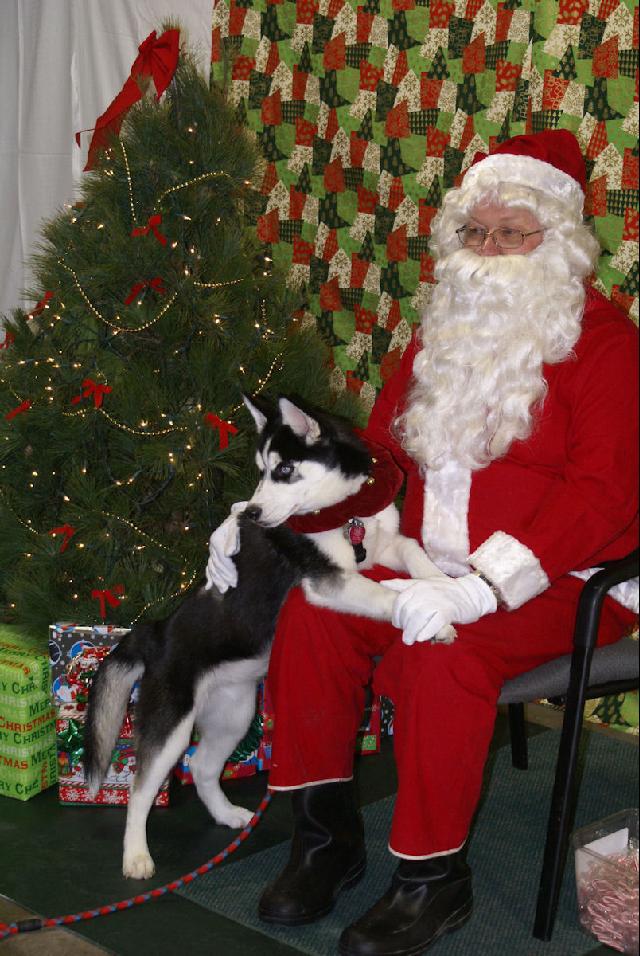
[0,791,272,942]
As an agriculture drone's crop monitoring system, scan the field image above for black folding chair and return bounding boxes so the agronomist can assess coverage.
[498,549,639,940]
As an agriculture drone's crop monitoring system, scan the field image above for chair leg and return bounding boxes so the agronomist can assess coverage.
[508,702,528,770]
[533,646,591,941]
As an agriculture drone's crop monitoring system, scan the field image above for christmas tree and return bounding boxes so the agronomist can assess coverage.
[0,33,357,634]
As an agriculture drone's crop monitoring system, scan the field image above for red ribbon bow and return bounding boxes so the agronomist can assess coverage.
[204,413,238,449]
[28,291,54,320]
[124,276,167,305]
[131,213,167,245]
[71,378,112,408]
[0,330,15,350]
[5,400,32,421]
[48,524,77,553]
[91,584,125,619]
[79,28,180,171]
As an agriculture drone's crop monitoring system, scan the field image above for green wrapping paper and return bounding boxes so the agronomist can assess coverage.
[0,624,57,800]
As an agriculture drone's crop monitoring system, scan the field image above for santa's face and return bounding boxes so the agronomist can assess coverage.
[394,200,586,471]
[463,202,545,257]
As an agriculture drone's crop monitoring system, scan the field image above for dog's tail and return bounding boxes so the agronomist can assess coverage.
[84,625,151,796]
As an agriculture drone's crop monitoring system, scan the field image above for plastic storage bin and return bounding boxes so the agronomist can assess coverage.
[573,809,638,954]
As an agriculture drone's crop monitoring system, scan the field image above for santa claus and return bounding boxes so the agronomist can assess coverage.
[207,130,639,955]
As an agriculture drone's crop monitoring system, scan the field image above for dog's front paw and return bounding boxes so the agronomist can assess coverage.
[433,624,457,644]
[123,851,156,879]
[215,804,254,829]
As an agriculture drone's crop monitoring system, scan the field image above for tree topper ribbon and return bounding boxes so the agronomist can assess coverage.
[204,413,238,450]
[131,213,167,245]
[71,378,112,408]
[48,524,77,553]
[5,400,32,421]
[124,276,167,305]
[78,28,180,171]
[91,584,125,619]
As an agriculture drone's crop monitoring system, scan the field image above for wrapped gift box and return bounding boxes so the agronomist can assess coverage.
[357,695,381,755]
[49,623,168,806]
[0,625,58,801]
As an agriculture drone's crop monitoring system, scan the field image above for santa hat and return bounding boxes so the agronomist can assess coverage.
[462,129,586,214]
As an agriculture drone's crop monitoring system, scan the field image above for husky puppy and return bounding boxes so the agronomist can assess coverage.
[84,396,454,880]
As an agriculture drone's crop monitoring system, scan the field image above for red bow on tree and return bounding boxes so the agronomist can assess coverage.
[28,291,54,320]
[91,584,125,619]
[131,213,167,245]
[0,330,15,350]
[71,378,112,408]
[48,524,77,553]
[79,28,180,171]
[124,276,167,305]
[204,413,238,449]
[5,400,32,421]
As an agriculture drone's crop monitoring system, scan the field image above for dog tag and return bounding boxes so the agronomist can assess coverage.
[345,518,366,564]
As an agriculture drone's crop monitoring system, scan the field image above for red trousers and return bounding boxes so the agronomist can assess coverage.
[266,567,635,858]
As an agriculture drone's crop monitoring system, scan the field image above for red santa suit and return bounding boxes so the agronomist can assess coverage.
[266,284,638,858]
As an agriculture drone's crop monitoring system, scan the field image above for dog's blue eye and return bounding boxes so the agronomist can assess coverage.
[274,462,294,478]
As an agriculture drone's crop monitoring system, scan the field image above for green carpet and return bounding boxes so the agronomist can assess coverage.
[177,731,638,955]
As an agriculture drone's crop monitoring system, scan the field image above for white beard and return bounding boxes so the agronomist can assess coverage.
[396,238,585,471]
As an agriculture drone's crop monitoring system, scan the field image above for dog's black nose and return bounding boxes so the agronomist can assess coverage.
[244,504,262,522]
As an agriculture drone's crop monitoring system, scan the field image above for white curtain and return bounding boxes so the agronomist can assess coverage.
[0,0,212,340]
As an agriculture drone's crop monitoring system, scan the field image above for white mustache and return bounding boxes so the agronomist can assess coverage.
[434,247,536,285]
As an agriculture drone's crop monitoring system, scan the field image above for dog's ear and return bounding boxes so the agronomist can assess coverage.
[242,394,271,433]
[278,397,321,444]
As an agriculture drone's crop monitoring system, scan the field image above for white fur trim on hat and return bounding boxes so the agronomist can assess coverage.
[462,154,584,215]
[469,530,549,610]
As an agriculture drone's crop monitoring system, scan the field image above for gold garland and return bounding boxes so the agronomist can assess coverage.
[97,407,188,436]
[193,277,244,290]
[101,511,173,552]
[130,569,199,625]
[3,345,285,435]
[0,377,24,405]
[229,351,284,412]
[0,487,39,535]
[154,170,234,209]
[120,142,137,226]
[58,260,179,334]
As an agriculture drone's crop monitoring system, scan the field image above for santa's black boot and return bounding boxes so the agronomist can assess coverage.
[338,852,472,955]
[258,782,366,925]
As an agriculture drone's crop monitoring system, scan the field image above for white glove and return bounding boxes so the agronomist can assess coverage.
[205,502,248,593]
[381,574,497,645]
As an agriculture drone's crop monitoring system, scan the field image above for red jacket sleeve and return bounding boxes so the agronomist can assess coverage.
[470,307,639,608]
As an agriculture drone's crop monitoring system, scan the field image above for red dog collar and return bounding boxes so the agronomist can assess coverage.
[286,433,404,534]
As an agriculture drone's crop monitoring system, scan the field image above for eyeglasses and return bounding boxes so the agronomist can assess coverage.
[456,225,546,250]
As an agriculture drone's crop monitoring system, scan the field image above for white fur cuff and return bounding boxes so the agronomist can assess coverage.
[469,531,550,610]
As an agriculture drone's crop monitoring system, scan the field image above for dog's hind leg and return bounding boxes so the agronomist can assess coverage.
[191,679,259,830]
[122,713,194,879]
